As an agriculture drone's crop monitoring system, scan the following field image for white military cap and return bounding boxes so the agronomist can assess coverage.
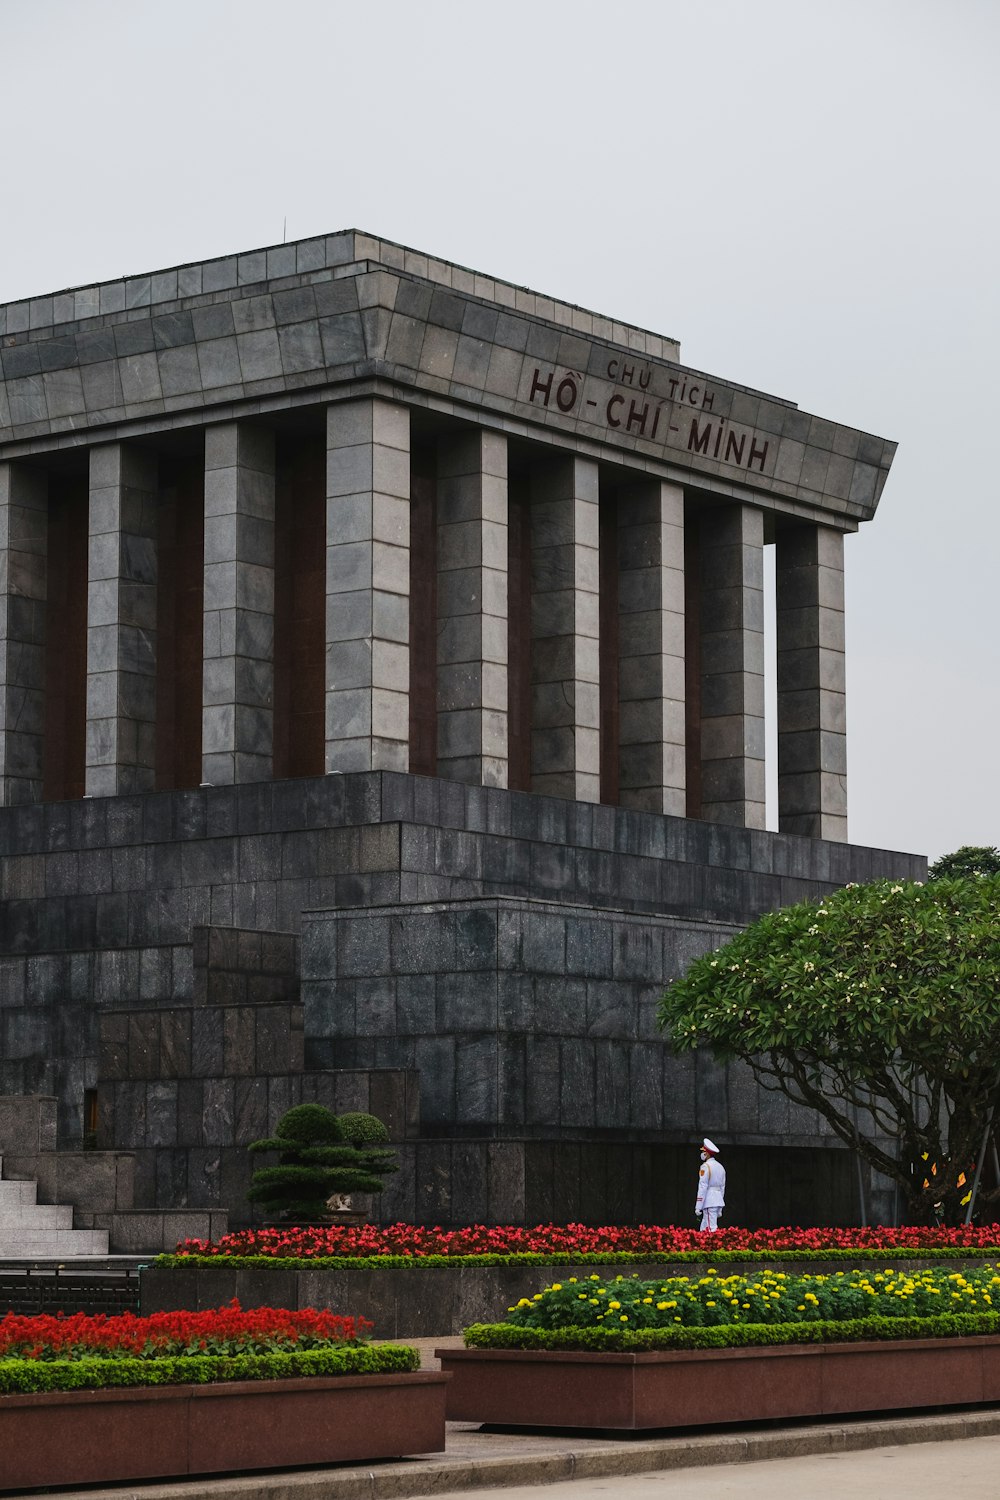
[702,1138,720,1154]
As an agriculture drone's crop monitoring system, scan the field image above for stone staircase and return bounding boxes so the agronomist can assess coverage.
[0,1157,109,1257]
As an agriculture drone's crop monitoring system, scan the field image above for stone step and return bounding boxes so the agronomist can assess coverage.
[0,1228,110,1256]
[0,1202,74,1228]
[0,1160,112,1257]
[0,1179,38,1208]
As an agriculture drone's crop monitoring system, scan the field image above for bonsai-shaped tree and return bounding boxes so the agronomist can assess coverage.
[247,1103,398,1221]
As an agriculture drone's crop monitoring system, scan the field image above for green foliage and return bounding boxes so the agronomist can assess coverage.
[657,876,1000,1223]
[0,1343,419,1394]
[247,1105,398,1220]
[929,846,1000,880]
[337,1112,391,1146]
[254,1103,344,1146]
[462,1311,1000,1353]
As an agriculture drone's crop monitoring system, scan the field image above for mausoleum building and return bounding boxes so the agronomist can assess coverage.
[0,232,923,1246]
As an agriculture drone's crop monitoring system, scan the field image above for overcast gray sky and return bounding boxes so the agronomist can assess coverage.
[2,0,996,862]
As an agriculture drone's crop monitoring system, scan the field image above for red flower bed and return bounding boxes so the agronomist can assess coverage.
[172,1222,1000,1261]
[0,1299,371,1359]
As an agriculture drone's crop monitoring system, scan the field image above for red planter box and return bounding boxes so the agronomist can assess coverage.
[0,1372,448,1491]
[438,1337,1000,1431]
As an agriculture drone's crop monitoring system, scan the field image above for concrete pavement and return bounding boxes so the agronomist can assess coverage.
[436,1432,1000,1499]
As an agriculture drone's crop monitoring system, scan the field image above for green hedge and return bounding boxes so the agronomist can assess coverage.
[0,1342,419,1395]
[154,1247,1000,1270]
[462,1310,1000,1353]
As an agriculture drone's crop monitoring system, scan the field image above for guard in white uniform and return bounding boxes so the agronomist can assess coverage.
[695,1137,726,1232]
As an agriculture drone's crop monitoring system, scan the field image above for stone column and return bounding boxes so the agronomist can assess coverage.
[617,480,686,815]
[698,504,766,827]
[0,462,47,805]
[436,430,508,787]
[85,444,158,797]
[202,423,275,785]
[325,398,410,773]
[776,523,847,840]
[530,456,600,802]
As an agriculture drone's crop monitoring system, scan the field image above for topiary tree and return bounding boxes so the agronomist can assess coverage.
[928,845,1000,881]
[657,876,1000,1225]
[337,1112,392,1149]
[247,1103,398,1221]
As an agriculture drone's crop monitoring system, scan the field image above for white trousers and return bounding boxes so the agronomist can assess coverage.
[699,1208,721,1232]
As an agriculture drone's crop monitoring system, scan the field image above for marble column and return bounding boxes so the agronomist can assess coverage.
[85,444,158,797]
[617,480,686,815]
[436,429,508,787]
[202,423,275,785]
[698,504,766,828]
[776,523,847,840]
[0,462,47,805]
[325,398,410,773]
[530,455,600,802]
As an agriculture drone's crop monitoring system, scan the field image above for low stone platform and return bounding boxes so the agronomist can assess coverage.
[139,1255,1000,1339]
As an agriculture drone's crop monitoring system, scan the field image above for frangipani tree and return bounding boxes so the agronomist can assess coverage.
[928,845,1000,880]
[657,877,1000,1224]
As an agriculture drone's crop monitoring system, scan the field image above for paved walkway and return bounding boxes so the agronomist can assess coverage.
[435,1432,1000,1498]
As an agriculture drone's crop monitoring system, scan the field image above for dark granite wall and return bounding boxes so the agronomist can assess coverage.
[0,771,925,1227]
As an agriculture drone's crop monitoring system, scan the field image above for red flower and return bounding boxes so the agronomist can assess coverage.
[170,1222,1000,1261]
[0,1300,373,1361]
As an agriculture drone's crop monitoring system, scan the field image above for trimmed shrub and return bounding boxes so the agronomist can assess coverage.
[0,1343,419,1395]
[463,1311,1000,1353]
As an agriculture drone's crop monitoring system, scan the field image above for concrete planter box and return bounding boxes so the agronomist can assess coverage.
[141,1257,997,1339]
[0,1371,448,1491]
[438,1336,1000,1431]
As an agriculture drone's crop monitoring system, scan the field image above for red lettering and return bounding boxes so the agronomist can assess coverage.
[626,399,649,436]
[688,418,712,455]
[529,369,553,406]
[607,394,624,428]
[748,436,769,472]
[725,431,746,465]
[556,374,578,412]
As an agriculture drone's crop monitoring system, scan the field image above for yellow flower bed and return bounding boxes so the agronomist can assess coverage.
[507,1265,1000,1330]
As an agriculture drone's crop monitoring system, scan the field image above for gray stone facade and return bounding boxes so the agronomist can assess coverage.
[0,232,918,1238]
